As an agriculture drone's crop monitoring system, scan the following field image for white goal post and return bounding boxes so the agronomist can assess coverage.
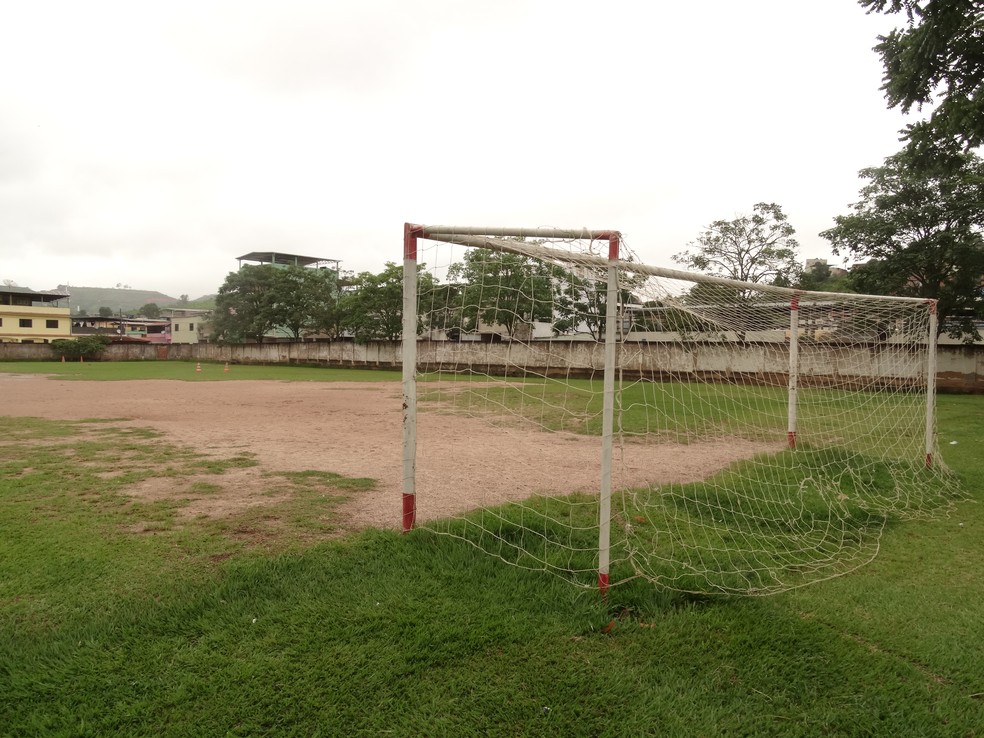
[401,223,960,596]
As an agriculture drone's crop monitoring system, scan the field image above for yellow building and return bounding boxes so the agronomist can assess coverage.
[0,286,72,343]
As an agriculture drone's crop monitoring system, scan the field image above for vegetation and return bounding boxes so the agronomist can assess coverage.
[860,0,984,154]
[673,203,801,286]
[338,262,410,342]
[138,302,162,318]
[48,334,112,361]
[212,264,341,343]
[0,373,981,735]
[821,145,984,340]
[447,249,557,338]
[796,261,853,293]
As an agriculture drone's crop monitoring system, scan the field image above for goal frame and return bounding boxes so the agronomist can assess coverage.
[401,223,940,595]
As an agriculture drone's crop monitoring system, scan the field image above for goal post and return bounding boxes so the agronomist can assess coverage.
[401,223,962,595]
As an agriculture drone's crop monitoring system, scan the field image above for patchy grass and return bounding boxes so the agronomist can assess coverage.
[1,396,982,735]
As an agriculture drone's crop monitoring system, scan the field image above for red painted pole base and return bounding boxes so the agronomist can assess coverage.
[598,572,610,598]
[402,493,416,532]
[787,431,797,449]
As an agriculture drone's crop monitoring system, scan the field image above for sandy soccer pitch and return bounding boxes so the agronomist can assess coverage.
[0,374,776,534]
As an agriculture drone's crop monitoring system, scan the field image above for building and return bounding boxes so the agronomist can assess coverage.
[72,315,171,343]
[0,286,72,343]
[165,308,211,344]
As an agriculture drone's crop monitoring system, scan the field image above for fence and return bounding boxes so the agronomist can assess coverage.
[0,338,981,393]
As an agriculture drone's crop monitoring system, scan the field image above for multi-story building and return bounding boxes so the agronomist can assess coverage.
[0,286,72,343]
[165,308,211,344]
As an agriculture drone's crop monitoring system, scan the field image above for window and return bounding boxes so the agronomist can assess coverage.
[19,318,32,328]
[0,318,3,326]
[46,319,59,329]
[189,323,195,331]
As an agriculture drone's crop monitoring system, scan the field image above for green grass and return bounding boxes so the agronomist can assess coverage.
[0,360,401,382]
[1,370,982,735]
[423,374,936,462]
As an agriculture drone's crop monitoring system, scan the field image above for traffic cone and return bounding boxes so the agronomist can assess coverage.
[224,363,230,373]
[61,355,65,363]
[196,362,202,373]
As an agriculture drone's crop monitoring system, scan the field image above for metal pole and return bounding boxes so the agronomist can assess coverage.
[402,224,420,530]
[925,303,938,468]
[787,294,799,449]
[598,235,619,596]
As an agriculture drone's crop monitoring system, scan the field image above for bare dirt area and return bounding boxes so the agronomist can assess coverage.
[0,374,777,533]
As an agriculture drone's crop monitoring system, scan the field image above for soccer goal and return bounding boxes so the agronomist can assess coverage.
[401,223,962,595]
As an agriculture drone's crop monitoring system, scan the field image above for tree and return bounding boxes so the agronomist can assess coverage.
[673,203,801,286]
[212,264,342,343]
[212,265,281,343]
[861,0,984,153]
[139,303,161,318]
[796,262,854,293]
[447,248,557,338]
[303,269,344,339]
[51,335,111,361]
[551,271,642,341]
[820,146,984,340]
[418,281,463,337]
[339,263,409,342]
[98,306,113,318]
[178,294,190,306]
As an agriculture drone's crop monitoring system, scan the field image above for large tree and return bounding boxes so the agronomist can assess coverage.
[138,303,161,318]
[673,203,801,285]
[340,262,411,342]
[213,264,341,342]
[212,265,281,343]
[861,0,984,153]
[270,265,339,340]
[448,248,558,338]
[820,146,984,340]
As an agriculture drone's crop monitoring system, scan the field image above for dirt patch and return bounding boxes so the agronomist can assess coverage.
[0,374,778,533]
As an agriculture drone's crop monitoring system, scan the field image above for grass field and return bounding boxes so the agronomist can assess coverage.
[1,362,982,735]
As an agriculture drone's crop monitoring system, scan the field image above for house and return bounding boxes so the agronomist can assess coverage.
[72,315,171,343]
[164,308,211,344]
[0,286,72,343]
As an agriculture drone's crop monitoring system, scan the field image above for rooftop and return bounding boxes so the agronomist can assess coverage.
[236,252,339,268]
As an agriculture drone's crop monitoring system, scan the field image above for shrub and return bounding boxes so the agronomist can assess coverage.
[51,335,112,361]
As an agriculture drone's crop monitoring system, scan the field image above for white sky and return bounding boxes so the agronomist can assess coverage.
[1,0,918,299]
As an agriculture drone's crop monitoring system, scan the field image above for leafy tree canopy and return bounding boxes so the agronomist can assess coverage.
[138,303,161,318]
[213,265,341,343]
[212,265,282,343]
[673,203,801,286]
[820,146,984,340]
[861,0,984,153]
[448,249,557,338]
[340,262,416,342]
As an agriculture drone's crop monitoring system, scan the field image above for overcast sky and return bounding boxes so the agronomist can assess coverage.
[2,0,918,299]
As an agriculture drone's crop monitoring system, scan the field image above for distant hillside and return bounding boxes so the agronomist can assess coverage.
[55,285,182,316]
[185,295,217,310]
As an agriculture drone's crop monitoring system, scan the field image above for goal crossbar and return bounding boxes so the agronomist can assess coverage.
[416,227,931,306]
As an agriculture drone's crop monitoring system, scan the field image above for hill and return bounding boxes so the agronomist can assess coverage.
[55,285,185,316]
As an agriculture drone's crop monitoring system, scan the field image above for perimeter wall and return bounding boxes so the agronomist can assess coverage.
[2,339,982,393]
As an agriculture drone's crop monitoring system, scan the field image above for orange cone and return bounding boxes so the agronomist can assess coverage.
[224,363,230,373]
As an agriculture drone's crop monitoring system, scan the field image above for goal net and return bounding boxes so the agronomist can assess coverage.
[401,224,963,595]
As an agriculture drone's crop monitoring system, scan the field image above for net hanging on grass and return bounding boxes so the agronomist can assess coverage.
[401,224,963,595]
